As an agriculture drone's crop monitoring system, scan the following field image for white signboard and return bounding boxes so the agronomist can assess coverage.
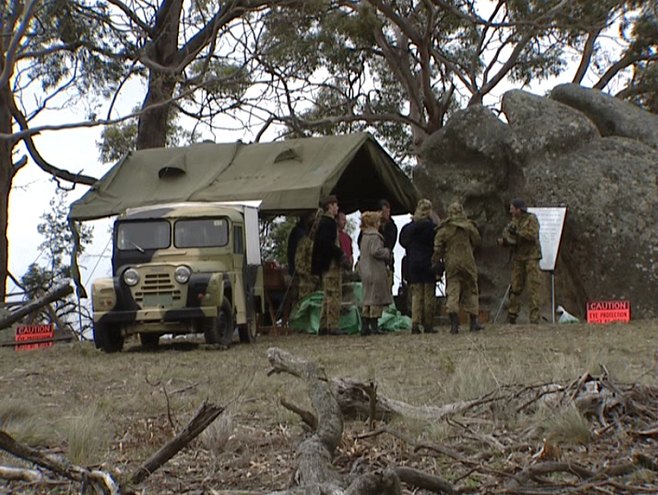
[527,207,567,272]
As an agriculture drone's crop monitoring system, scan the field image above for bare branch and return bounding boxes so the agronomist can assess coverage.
[572,29,602,84]
[593,52,658,90]
[9,99,98,185]
[106,0,154,36]
[130,400,224,485]
[0,0,38,88]
[0,430,120,494]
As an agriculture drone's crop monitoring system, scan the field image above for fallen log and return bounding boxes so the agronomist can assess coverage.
[333,377,493,422]
[0,465,43,482]
[267,347,458,495]
[0,282,73,330]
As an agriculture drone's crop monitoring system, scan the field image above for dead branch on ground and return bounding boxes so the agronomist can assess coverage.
[267,347,456,494]
[0,282,73,330]
[0,400,224,494]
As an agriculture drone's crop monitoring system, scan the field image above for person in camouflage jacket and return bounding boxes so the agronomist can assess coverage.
[311,195,345,335]
[294,210,322,302]
[433,201,483,334]
[497,198,543,324]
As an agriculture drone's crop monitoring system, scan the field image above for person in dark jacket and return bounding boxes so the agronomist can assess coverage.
[311,195,345,335]
[399,199,438,334]
[378,199,398,286]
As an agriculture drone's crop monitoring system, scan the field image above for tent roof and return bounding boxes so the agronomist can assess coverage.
[68,133,420,221]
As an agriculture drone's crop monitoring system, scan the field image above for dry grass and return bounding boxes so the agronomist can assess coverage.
[0,399,54,447]
[0,319,656,493]
[58,405,113,465]
[543,404,592,445]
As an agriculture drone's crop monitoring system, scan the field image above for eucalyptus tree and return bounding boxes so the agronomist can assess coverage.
[98,0,301,156]
[1,0,299,298]
[250,0,658,162]
[0,0,129,299]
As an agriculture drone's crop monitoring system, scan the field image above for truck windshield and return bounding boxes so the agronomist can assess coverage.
[175,218,229,248]
[117,221,170,251]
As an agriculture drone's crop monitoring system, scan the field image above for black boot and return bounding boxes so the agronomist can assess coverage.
[469,314,484,332]
[424,322,437,334]
[372,317,384,334]
[449,313,460,334]
[360,318,371,337]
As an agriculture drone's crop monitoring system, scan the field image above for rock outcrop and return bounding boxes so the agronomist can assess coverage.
[416,86,658,320]
[551,83,658,149]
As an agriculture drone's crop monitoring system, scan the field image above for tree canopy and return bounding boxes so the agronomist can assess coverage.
[2,0,657,300]
[252,0,658,161]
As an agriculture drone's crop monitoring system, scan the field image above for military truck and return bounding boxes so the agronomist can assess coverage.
[91,202,264,352]
[68,134,421,351]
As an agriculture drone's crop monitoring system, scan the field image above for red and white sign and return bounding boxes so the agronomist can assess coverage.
[15,324,55,351]
[586,300,631,324]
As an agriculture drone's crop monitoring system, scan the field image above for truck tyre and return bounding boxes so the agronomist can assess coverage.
[140,333,160,348]
[93,322,124,353]
[238,320,258,343]
[205,298,234,346]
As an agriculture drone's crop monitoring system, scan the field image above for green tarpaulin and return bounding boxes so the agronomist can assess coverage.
[289,283,412,335]
[69,133,419,221]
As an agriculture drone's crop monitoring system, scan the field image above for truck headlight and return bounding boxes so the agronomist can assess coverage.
[123,268,140,287]
[175,265,191,284]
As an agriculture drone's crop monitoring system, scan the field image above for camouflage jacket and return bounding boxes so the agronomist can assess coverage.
[501,211,542,261]
[433,215,480,277]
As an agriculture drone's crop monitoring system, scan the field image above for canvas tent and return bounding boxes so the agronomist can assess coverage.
[68,133,420,221]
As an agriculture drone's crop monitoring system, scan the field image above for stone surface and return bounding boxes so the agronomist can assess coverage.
[502,89,600,157]
[416,87,658,320]
[551,83,658,149]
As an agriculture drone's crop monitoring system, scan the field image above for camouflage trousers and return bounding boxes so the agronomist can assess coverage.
[411,282,434,327]
[320,261,342,330]
[508,258,541,323]
[445,271,479,315]
[297,272,320,301]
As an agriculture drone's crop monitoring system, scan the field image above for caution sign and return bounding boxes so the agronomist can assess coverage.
[586,301,631,324]
[15,324,55,351]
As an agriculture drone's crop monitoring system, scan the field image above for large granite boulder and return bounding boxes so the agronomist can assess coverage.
[502,89,600,156]
[551,83,658,149]
[417,86,658,320]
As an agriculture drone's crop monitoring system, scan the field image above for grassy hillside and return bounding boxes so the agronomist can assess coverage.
[0,321,656,493]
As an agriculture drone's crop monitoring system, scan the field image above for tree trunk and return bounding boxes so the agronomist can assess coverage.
[0,83,15,301]
[136,74,178,150]
[136,0,183,150]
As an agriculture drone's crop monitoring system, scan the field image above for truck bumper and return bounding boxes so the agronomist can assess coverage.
[95,305,218,324]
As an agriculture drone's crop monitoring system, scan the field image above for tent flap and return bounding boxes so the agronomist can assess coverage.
[69,133,420,221]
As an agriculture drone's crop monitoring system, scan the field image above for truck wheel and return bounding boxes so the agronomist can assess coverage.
[238,320,258,343]
[93,322,124,353]
[205,298,234,346]
[140,333,160,349]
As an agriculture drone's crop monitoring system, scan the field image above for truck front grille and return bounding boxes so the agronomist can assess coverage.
[134,273,182,305]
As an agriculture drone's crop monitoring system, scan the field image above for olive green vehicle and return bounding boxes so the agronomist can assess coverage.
[68,134,421,352]
[91,203,264,352]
